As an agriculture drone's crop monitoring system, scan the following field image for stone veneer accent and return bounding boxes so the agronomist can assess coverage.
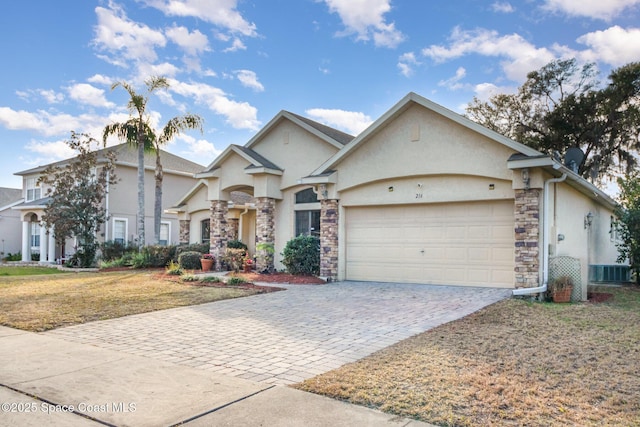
[210,200,228,271]
[514,188,540,288]
[179,219,190,245]
[320,199,339,280]
[228,218,239,241]
[255,197,275,273]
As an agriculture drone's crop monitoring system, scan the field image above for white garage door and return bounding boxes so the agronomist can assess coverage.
[345,200,514,287]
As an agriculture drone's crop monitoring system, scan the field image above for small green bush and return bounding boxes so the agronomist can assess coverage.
[4,252,22,262]
[100,240,136,262]
[100,257,129,269]
[226,276,249,286]
[227,239,248,250]
[178,251,203,270]
[281,235,320,276]
[129,252,150,269]
[222,248,247,273]
[181,274,199,282]
[201,276,221,283]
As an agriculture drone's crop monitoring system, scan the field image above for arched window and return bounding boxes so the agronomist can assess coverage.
[294,188,320,237]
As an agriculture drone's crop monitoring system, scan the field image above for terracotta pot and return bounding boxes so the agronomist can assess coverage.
[244,263,252,273]
[201,258,214,271]
[552,286,573,303]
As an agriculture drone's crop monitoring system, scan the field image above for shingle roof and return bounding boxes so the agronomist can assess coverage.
[234,145,283,171]
[0,187,22,208]
[14,143,205,176]
[286,112,355,145]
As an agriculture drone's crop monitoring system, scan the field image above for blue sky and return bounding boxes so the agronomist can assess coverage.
[1,0,639,189]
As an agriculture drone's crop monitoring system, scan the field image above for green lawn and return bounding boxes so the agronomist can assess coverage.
[0,266,71,276]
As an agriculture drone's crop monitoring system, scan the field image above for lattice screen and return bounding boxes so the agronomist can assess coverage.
[549,256,582,302]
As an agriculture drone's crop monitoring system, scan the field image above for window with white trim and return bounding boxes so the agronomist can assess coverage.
[159,222,170,246]
[113,218,127,245]
[201,219,210,243]
[26,177,41,202]
[294,188,320,237]
[30,222,41,248]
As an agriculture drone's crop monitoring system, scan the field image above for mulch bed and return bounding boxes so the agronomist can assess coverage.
[227,271,326,285]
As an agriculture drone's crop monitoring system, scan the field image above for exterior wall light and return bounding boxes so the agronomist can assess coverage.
[584,212,594,229]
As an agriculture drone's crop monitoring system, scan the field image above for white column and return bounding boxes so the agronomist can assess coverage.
[47,226,56,263]
[39,223,47,263]
[21,221,30,262]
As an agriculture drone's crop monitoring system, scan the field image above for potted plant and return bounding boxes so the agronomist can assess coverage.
[549,275,573,303]
[200,253,214,271]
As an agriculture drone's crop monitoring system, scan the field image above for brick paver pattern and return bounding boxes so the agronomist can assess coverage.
[47,282,511,385]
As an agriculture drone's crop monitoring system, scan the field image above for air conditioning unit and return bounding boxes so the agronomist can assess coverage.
[589,265,630,282]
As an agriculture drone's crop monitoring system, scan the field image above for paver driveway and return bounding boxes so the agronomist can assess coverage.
[47,281,511,385]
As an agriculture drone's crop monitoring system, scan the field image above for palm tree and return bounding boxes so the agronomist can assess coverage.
[104,76,203,245]
[152,114,203,244]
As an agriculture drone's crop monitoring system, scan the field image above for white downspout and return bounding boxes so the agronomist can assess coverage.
[513,171,567,296]
[238,206,249,247]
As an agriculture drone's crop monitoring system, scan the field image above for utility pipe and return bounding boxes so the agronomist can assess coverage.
[513,172,567,296]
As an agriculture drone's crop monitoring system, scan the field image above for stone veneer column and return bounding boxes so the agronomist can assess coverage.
[255,197,275,273]
[514,188,541,288]
[210,201,228,271]
[179,219,190,245]
[228,218,239,241]
[320,199,339,280]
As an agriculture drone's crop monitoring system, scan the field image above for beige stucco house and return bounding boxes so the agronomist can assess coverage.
[12,143,204,262]
[172,92,624,301]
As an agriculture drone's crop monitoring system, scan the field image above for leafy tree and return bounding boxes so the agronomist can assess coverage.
[466,59,640,182]
[615,172,640,285]
[39,133,118,267]
[104,76,202,246]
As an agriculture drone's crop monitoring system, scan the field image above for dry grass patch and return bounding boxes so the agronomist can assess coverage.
[0,271,270,332]
[295,285,640,427]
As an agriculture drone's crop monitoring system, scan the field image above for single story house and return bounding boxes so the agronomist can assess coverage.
[12,143,204,262]
[171,92,623,300]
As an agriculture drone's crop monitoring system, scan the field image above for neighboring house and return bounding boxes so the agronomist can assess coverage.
[172,92,623,300]
[0,187,24,258]
[12,143,204,263]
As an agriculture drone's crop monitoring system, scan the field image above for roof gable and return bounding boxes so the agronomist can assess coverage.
[311,92,541,176]
[199,145,283,176]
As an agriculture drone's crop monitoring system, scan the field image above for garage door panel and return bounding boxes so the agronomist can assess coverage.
[346,201,514,288]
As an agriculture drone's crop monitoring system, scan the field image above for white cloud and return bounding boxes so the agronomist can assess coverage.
[235,70,264,92]
[422,27,557,82]
[305,108,372,135]
[177,134,223,162]
[87,74,114,86]
[491,2,514,13]
[321,0,405,48]
[93,4,166,66]
[577,26,640,66]
[542,0,640,20]
[397,52,419,77]
[223,37,247,52]
[39,90,65,104]
[24,139,76,165]
[165,25,210,56]
[169,80,260,130]
[141,0,257,36]
[438,67,467,90]
[473,82,516,101]
[0,107,109,138]
[68,83,115,108]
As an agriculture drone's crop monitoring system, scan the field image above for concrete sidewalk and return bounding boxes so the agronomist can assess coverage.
[0,326,431,427]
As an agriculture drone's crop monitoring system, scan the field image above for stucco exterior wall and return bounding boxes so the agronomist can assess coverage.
[250,120,341,190]
[108,165,197,245]
[335,104,517,193]
[0,205,22,256]
[550,181,620,291]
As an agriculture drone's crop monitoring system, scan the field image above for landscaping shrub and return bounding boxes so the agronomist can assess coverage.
[281,235,320,275]
[180,274,199,282]
[3,252,22,262]
[201,276,221,283]
[227,239,248,251]
[178,251,203,270]
[222,248,247,273]
[100,240,136,262]
[142,245,176,268]
[175,243,209,258]
[226,276,249,286]
[165,260,183,275]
